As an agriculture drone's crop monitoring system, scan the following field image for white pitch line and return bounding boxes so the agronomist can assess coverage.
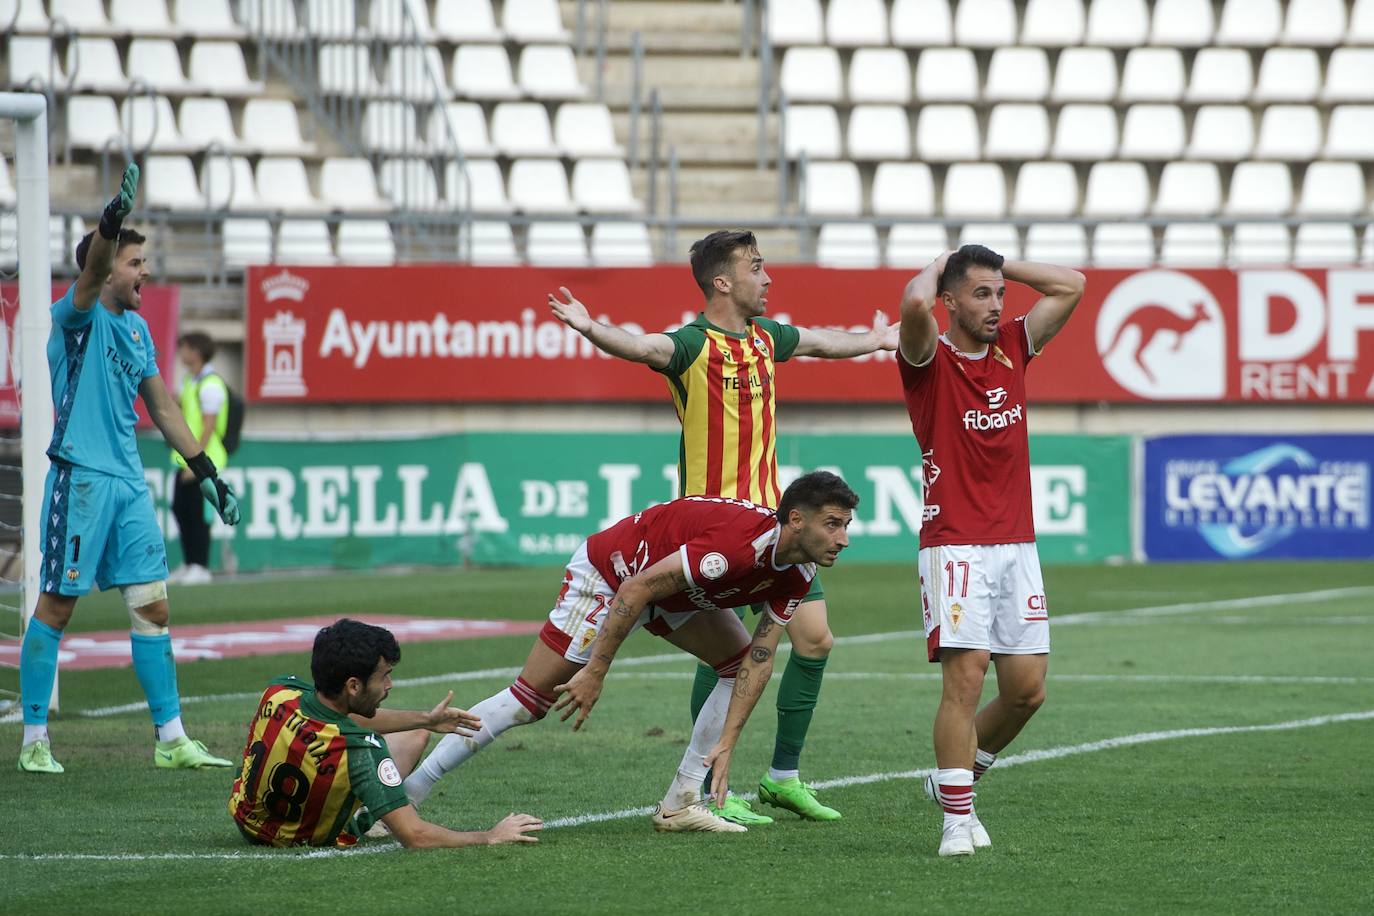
[4,708,1369,860]
[609,671,1374,686]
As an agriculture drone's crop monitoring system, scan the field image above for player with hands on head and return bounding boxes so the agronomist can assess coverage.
[17,163,242,775]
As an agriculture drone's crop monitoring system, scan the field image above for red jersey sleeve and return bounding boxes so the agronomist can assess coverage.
[679,521,768,591]
[1005,316,1037,368]
[764,583,809,626]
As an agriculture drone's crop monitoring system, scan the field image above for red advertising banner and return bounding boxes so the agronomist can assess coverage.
[244,265,1374,404]
[1,282,181,428]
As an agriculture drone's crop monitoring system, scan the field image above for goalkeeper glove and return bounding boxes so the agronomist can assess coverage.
[186,452,241,526]
[98,162,140,240]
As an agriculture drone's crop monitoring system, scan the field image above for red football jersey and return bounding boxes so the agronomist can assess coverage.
[898,318,1038,547]
[586,495,815,625]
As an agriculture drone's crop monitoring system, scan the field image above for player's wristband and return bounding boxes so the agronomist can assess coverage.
[97,196,124,240]
[186,451,218,483]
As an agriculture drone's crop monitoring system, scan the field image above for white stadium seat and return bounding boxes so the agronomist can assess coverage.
[445,160,512,212]
[303,0,355,38]
[1092,223,1155,266]
[1215,0,1280,46]
[960,223,1020,260]
[1119,48,1185,102]
[1325,106,1374,158]
[201,156,262,210]
[954,0,1016,48]
[320,158,392,212]
[826,0,888,46]
[1254,49,1320,103]
[2,0,48,31]
[179,97,243,152]
[222,218,273,266]
[256,157,325,212]
[243,99,315,155]
[527,222,589,267]
[175,0,245,39]
[1085,0,1148,46]
[126,39,199,93]
[1254,106,1322,160]
[1293,224,1358,266]
[362,101,422,153]
[121,95,189,153]
[276,220,336,265]
[784,105,842,159]
[519,45,587,100]
[1230,223,1291,266]
[1149,0,1213,46]
[51,0,116,34]
[453,45,520,100]
[8,37,64,87]
[430,102,498,157]
[491,102,557,158]
[143,155,205,210]
[369,0,435,40]
[1281,0,1344,46]
[848,49,911,105]
[1154,162,1221,216]
[984,104,1050,160]
[385,46,449,101]
[1160,223,1224,266]
[1185,48,1252,103]
[0,155,12,208]
[915,48,978,102]
[1297,162,1365,217]
[915,105,980,161]
[816,223,881,268]
[336,220,396,265]
[188,41,264,96]
[1322,50,1374,103]
[985,49,1050,102]
[317,44,382,97]
[1051,48,1117,103]
[1083,162,1150,217]
[379,158,440,210]
[871,162,935,216]
[847,106,911,161]
[1225,162,1293,216]
[241,0,300,37]
[1353,0,1374,43]
[1025,224,1087,264]
[435,0,504,42]
[1119,104,1185,159]
[502,0,570,42]
[769,0,823,45]
[1187,106,1254,161]
[1021,0,1085,46]
[110,0,175,35]
[458,221,519,265]
[887,223,950,267]
[571,159,640,214]
[554,103,623,157]
[66,39,128,93]
[591,222,654,266]
[780,47,843,103]
[509,159,575,213]
[1051,105,1117,160]
[891,0,952,47]
[802,161,863,216]
[1011,162,1078,217]
[943,163,1006,218]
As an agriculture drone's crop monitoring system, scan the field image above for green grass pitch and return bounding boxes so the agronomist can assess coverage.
[2,560,1373,915]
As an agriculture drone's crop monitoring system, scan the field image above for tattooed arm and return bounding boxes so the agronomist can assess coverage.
[704,612,787,806]
[553,553,689,731]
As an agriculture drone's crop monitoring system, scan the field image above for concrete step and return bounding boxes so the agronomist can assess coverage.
[614,111,776,166]
[560,0,748,53]
[632,164,781,217]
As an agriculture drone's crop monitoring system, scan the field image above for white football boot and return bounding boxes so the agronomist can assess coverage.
[939,820,975,857]
[651,801,748,833]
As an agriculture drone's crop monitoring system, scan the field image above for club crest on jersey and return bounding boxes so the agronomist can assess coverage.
[131,329,141,343]
[948,602,964,632]
[66,568,79,582]
[699,552,729,580]
[377,757,402,787]
[752,336,770,356]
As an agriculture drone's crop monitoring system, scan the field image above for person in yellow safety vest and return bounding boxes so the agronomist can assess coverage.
[170,332,229,585]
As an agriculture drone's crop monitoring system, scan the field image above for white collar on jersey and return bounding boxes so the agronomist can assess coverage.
[938,333,989,360]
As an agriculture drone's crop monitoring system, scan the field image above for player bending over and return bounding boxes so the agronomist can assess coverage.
[229,618,542,849]
[404,471,859,833]
[18,164,241,774]
[897,245,1084,857]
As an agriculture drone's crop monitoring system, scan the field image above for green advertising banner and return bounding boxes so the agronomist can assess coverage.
[139,432,1132,572]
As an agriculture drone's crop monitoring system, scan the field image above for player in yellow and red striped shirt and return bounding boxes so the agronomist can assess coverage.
[547,229,897,824]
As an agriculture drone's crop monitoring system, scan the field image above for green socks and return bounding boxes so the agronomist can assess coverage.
[771,651,828,772]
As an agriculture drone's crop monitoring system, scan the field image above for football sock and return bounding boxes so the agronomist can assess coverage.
[666,676,734,811]
[973,748,997,782]
[404,679,551,805]
[130,632,182,729]
[767,767,800,781]
[155,716,187,743]
[771,651,828,773]
[689,661,718,722]
[936,767,975,830]
[19,618,62,731]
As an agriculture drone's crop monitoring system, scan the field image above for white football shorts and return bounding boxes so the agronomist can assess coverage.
[918,541,1049,662]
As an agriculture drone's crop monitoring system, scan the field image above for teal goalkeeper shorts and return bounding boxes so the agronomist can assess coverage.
[743,573,825,620]
[40,461,168,595]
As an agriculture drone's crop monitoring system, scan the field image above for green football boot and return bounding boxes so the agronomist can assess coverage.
[18,739,65,774]
[709,794,774,826]
[758,775,842,821]
[155,736,233,769]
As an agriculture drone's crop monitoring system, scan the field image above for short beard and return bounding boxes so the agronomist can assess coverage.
[958,313,997,344]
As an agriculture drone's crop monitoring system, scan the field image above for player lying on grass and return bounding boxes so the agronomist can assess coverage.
[404,471,859,833]
[229,618,543,849]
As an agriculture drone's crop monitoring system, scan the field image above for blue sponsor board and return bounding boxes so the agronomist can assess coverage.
[1143,435,1373,561]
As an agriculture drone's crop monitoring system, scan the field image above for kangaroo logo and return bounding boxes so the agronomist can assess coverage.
[1096,272,1225,399]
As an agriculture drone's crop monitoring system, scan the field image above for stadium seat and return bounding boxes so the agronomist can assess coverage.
[984,104,1050,159]
[769,0,823,45]
[369,0,434,40]
[1010,162,1078,217]
[303,0,355,38]
[445,159,511,212]
[1224,162,1293,216]
[435,0,504,42]
[1254,106,1321,160]
[378,158,440,210]
[1,0,48,32]
[1050,48,1117,102]
[780,47,843,103]
[554,103,623,157]
[121,95,189,153]
[256,157,325,212]
[1092,222,1155,266]
[783,105,842,159]
[491,102,558,158]
[1020,0,1085,46]
[1293,224,1358,266]
[1215,0,1279,45]
[502,0,571,42]
[243,99,316,155]
[526,222,589,266]
[1083,162,1149,217]
[518,45,587,100]
[179,97,244,152]
[429,102,498,157]
[1119,104,1185,159]
[871,162,935,216]
[143,155,205,210]
[1353,0,1374,43]
[848,48,910,104]
[1025,224,1087,264]
[1085,0,1147,45]
[320,158,392,212]
[0,155,13,207]
[1051,105,1117,160]
[457,221,519,264]
[1254,49,1319,103]
[1280,0,1344,46]
[200,155,262,210]
[276,220,336,265]
[826,0,888,46]
[954,0,1016,47]
[111,0,177,36]
[452,45,521,100]
[51,0,116,35]
[1325,106,1374,158]
[591,222,654,266]
[188,42,263,96]
[915,105,979,161]
[316,44,382,97]
[1185,48,1252,102]
[1159,223,1224,266]
[887,223,950,266]
[1119,48,1185,102]
[817,224,881,268]
[571,159,640,214]
[508,159,575,212]
[960,223,1020,259]
[847,106,911,161]
[1322,50,1374,103]
[239,0,300,37]
[336,220,396,265]
[985,49,1050,101]
[914,48,978,102]
[384,46,449,101]
[126,39,199,94]
[1148,0,1212,46]
[221,218,273,266]
[942,163,1005,218]
[1230,223,1291,265]
[174,0,245,39]
[1187,106,1254,161]
[891,0,952,46]
[1154,162,1221,216]
[1296,162,1365,216]
[362,101,422,153]
[802,161,863,216]
[66,39,127,93]
[8,36,64,87]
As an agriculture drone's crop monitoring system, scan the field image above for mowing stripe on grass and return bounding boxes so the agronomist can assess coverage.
[3,708,1370,860]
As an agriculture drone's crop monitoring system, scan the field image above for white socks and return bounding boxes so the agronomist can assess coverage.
[23,724,47,746]
[404,687,535,805]
[155,716,187,743]
[936,767,975,831]
[768,767,799,781]
[663,676,734,811]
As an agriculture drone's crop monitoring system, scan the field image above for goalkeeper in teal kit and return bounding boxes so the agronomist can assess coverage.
[18,164,243,774]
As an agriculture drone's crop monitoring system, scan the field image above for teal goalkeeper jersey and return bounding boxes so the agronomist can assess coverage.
[46,283,159,479]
